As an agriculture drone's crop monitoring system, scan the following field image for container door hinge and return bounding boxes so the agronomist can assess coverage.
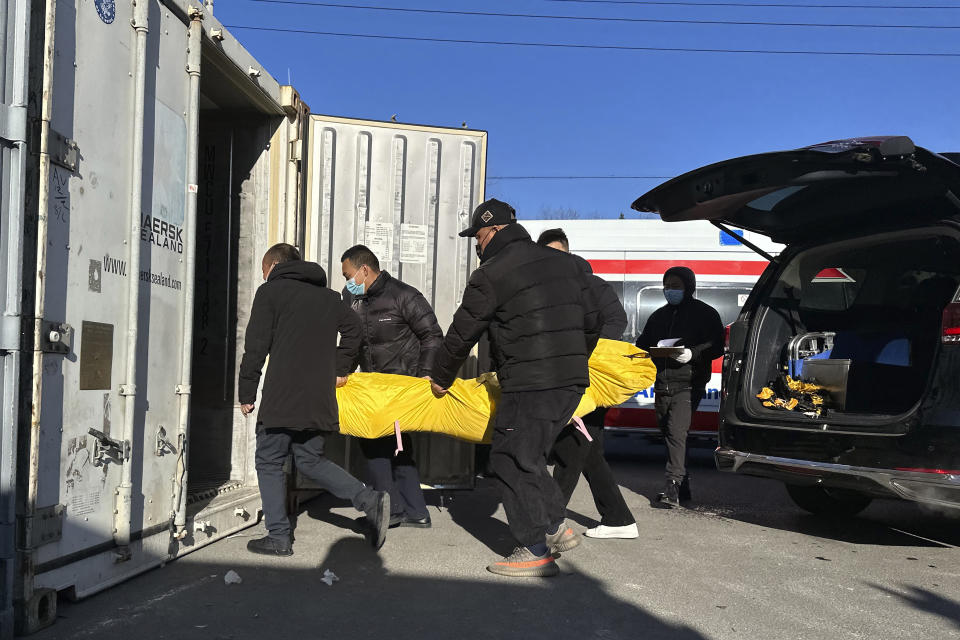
[0,104,27,144]
[88,428,131,465]
[40,320,72,355]
[18,505,65,550]
[49,129,79,172]
[0,314,23,353]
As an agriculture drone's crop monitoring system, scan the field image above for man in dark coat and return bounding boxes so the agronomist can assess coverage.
[537,229,638,540]
[635,266,724,508]
[238,243,390,556]
[341,244,442,528]
[429,199,601,578]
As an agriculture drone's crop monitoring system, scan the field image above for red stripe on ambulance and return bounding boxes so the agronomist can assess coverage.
[588,259,768,276]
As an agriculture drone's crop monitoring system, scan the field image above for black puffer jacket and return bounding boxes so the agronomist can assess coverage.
[238,260,361,431]
[571,253,627,340]
[431,223,601,392]
[343,271,443,376]
[635,266,724,393]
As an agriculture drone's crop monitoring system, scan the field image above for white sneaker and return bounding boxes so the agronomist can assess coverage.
[584,523,639,539]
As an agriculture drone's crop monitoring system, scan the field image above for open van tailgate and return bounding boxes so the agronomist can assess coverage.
[632,137,960,244]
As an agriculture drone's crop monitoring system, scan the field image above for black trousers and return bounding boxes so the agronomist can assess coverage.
[654,389,704,483]
[358,434,429,519]
[255,428,377,540]
[489,386,583,548]
[551,408,635,527]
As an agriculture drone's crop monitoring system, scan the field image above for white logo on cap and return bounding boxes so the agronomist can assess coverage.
[480,211,494,223]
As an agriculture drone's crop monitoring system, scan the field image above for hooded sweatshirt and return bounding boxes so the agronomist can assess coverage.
[635,266,725,393]
[238,260,362,431]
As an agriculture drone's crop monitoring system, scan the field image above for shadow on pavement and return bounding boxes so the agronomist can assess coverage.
[42,536,711,640]
[441,481,515,556]
[564,508,600,530]
[605,436,960,548]
[871,584,960,631]
[301,494,368,537]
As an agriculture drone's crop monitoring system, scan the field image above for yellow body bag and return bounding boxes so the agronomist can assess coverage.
[336,339,656,444]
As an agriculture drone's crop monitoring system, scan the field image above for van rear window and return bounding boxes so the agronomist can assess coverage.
[772,236,960,316]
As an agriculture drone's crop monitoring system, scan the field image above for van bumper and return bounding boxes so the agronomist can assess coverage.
[715,447,960,510]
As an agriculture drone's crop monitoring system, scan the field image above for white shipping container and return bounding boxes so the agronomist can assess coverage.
[2,0,303,634]
[1,0,488,634]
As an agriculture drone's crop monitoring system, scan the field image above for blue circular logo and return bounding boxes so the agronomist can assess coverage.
[95,0,115,24]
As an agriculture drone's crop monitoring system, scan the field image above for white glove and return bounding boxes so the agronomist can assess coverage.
[672,348,693,364]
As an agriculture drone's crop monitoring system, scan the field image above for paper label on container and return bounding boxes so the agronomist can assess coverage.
[400,224,429,264]
[365,222,394,264]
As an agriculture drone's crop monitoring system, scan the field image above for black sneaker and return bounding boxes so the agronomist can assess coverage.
[398,515,432,529]
[679,477,692,503]
[246,535,293,557]
[657,481,681,508]
[389,513,404,528]
[365,491,390,550]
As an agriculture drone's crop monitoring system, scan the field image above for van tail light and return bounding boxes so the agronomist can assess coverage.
[942,302,960,344]
[724,323,732,351]
[895,467,960,475]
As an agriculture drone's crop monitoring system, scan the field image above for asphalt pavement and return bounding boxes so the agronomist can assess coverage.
[33,436,960,640]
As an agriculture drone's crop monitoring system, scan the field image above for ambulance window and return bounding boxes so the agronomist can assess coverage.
[602,280,629,340]
[636,286,666,332]
[695,286,755,326]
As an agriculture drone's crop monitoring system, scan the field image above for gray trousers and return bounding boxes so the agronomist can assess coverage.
[255,428,377,540]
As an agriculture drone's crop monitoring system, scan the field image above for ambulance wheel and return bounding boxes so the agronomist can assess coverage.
[785,484,872,517]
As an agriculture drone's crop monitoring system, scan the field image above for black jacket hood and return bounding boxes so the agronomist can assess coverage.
[268,260,328,288]
[665,266,697,299]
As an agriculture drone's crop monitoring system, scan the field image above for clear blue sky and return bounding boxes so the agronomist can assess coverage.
[218,1,960,219]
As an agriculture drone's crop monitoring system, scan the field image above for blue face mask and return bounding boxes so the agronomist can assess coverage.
[664,288,685,306]
[345,272,365,296]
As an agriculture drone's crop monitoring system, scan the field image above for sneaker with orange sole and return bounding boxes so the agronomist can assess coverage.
[487,547,559,577]
[546,522,582,555]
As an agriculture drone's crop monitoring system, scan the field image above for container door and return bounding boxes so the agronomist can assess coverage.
[302,116,488,489]
[0,0,30,633]
[25,0,193,599]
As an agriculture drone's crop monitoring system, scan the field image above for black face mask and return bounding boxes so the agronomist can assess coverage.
[475,227,497,260]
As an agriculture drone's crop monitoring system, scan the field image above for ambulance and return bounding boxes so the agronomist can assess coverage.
[520,218,782,437]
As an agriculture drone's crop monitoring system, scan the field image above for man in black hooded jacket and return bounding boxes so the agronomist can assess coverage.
[430,199,601,578]
[636,266,724,508]
[238,243,390,556]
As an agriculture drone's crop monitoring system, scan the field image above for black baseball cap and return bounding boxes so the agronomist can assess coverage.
[459,198,517,237]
